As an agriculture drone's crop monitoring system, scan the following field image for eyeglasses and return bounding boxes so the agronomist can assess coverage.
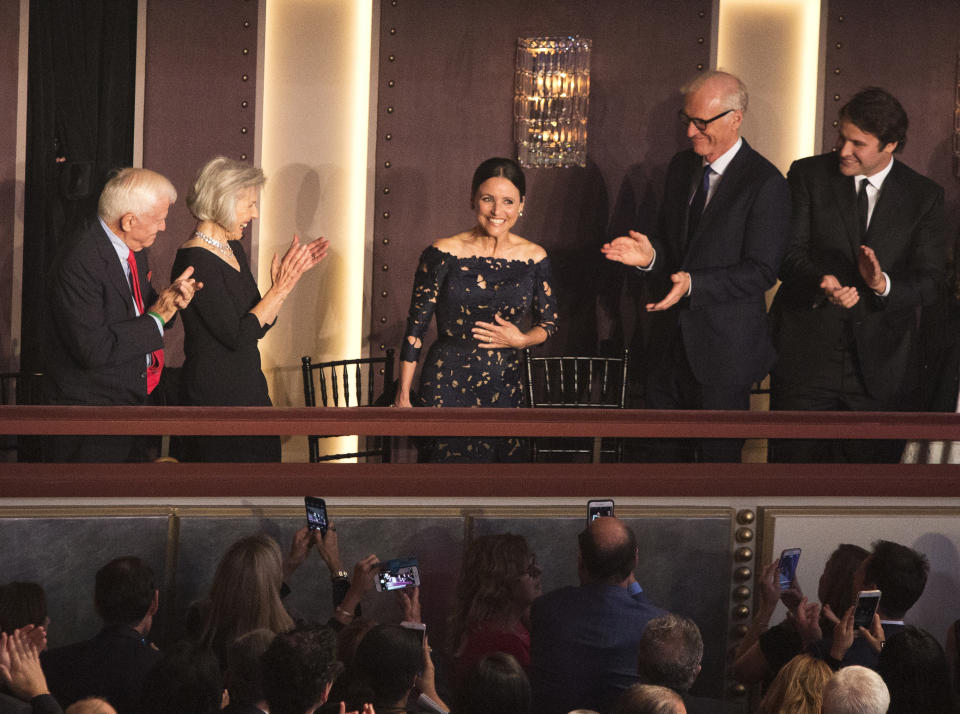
[678,108,735,132]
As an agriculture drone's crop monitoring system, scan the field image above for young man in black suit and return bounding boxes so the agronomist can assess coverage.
[603,70,791,462]
[771,88,945,462]
[43,168,200,462]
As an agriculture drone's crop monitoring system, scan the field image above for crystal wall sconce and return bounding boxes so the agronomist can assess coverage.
[514,36,592,168]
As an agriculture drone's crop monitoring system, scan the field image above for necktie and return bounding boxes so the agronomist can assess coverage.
[857,177,870,238]
[127,250,164,394]
[688,165,712,238]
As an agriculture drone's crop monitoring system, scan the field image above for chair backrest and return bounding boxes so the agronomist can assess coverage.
[300,350,395,462]
[524,350,629,409]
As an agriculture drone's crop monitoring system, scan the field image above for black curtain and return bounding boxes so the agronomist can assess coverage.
[20,0,137,373]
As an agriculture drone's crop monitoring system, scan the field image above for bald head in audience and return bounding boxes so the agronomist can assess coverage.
[821,666,890,714]
[64,698,118,714]
[610,684,687,714]
[578,516,639,585]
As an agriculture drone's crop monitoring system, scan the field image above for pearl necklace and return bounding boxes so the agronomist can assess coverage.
[193,230,233,257]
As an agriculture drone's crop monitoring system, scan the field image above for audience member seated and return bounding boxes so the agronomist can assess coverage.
[801,540,929,670]
[754,654,831,714]
[138,639,224,714]
[451,652,530,714]
[0,629,62,714]
[449,534,541,684]
[223,628,275,714]
[333,624,446,713]
[530,516,667,714]
[733,543,868,685]
[609,684,686,714]
[260,623,374,714]
[41,557,161,713]
[875,625,957,714]
[821,666,889,714]
[0,584,49,654]
[63,700,116,714]
[635,614,737,714]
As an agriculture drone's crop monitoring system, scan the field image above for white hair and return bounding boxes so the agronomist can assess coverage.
[97,168,176,223]
[822,666,890,714]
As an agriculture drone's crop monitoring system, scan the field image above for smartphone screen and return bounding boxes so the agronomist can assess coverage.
[304,496,328,534]
[587,499,614,524]
[376,558,420,591]
[853,590,881,629]
[777,548,801,590]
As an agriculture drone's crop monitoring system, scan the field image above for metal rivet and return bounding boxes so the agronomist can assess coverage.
[382,264,389,271]
[733,605,750,619]
[390,27,397,35]
[391,0,397,6]
[385,133,392,141]
[240,127,248,134]
[384,161,392,168]
[736,527,753,543]
[731,684,747,696]
[242,48,249,55]
[833,94,841,101]
[243,20,251,28]
[838,14,845,21]
[697,36,704,44]
[388,80,396,88]
[382,238,390,245]
[835,41,842,49]
[388,54,396,62]
[378,367,385,375]
[696,63,704,71]
[241,73,249,81]
[379,316,387,323]
[732,624,749,637]
[698,9,705,17]
[832,120,839,127]
[736,510,754,525]
[386,106,394,114]
[382,211,390,219]
[834,67,841,74]
[241,100,249,108]
[383,187,391,194]
[733,586,751,601]
[379,343,386,351]
[735,547,753,562]
[240,153,247,160]
[734,567,752,581]
[381,290,388,298]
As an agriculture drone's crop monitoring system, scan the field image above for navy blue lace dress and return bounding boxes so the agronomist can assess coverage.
[400,246,558,462]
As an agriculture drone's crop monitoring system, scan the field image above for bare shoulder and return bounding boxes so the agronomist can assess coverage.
[432,232,473,256]
[511,235,548,262]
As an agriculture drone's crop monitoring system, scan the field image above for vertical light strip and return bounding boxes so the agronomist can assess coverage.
[11,0,30,366]
[132,0,147,167]
[261,0,374,460]
[717,0,822,174]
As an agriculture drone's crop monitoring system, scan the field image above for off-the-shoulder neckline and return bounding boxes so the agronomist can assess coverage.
[426,244,548,265]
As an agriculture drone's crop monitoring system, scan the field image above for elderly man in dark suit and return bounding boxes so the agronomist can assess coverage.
[603,70,790,462]
[43,167,200,462]
[770,87,945,463]
[530,517,667,714]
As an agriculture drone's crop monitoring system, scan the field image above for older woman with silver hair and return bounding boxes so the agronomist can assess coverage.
[172,156,328,462]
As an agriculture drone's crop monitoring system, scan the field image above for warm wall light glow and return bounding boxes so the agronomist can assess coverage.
[718,0,822,174]
[260,0,374,460]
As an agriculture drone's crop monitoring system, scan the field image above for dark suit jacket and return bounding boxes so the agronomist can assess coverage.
[41,624,161,713]
[772,153,945,403]
[648,139,791,387]
[44,219,164,406]
[0,693,62,714]
[530,582,666,714]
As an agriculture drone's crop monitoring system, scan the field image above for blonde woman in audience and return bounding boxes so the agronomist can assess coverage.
[755,654,831,714]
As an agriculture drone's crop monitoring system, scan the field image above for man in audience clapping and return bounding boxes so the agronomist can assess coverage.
[530,517,666,713]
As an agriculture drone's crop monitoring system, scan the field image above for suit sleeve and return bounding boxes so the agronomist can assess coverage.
[688,169,791,308]
[779,160,828,296]
[50,252,163,369]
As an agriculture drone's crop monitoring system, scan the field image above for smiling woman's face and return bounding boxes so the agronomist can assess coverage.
[473,176,524,238]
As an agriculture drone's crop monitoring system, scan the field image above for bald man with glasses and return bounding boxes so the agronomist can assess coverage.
[603,70,790,462]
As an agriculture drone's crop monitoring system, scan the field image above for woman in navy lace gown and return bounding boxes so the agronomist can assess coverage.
[394,158,558,462]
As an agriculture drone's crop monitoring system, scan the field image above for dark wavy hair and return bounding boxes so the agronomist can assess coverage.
[863,540,928,618]
[449,533,531,652]
[261,623,342,714]
[0,582,47,634]
[453,652,531,714]
[94,556,155,626]
[471,158,526,200]
[839,87,908,152]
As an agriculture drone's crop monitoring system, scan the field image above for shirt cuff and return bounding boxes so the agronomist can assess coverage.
[874,272,891,297]
[686,274,692,297]
[635,248,656,272]
[148,313,164,334]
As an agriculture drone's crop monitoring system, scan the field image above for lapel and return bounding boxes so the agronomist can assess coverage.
[678,155,702,254]
[829,162,863,260]
[683,138,752,259]
[95,225,138,317]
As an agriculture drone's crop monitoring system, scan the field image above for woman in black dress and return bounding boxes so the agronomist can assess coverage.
[393,158,558,462]
[173,156,328,462]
